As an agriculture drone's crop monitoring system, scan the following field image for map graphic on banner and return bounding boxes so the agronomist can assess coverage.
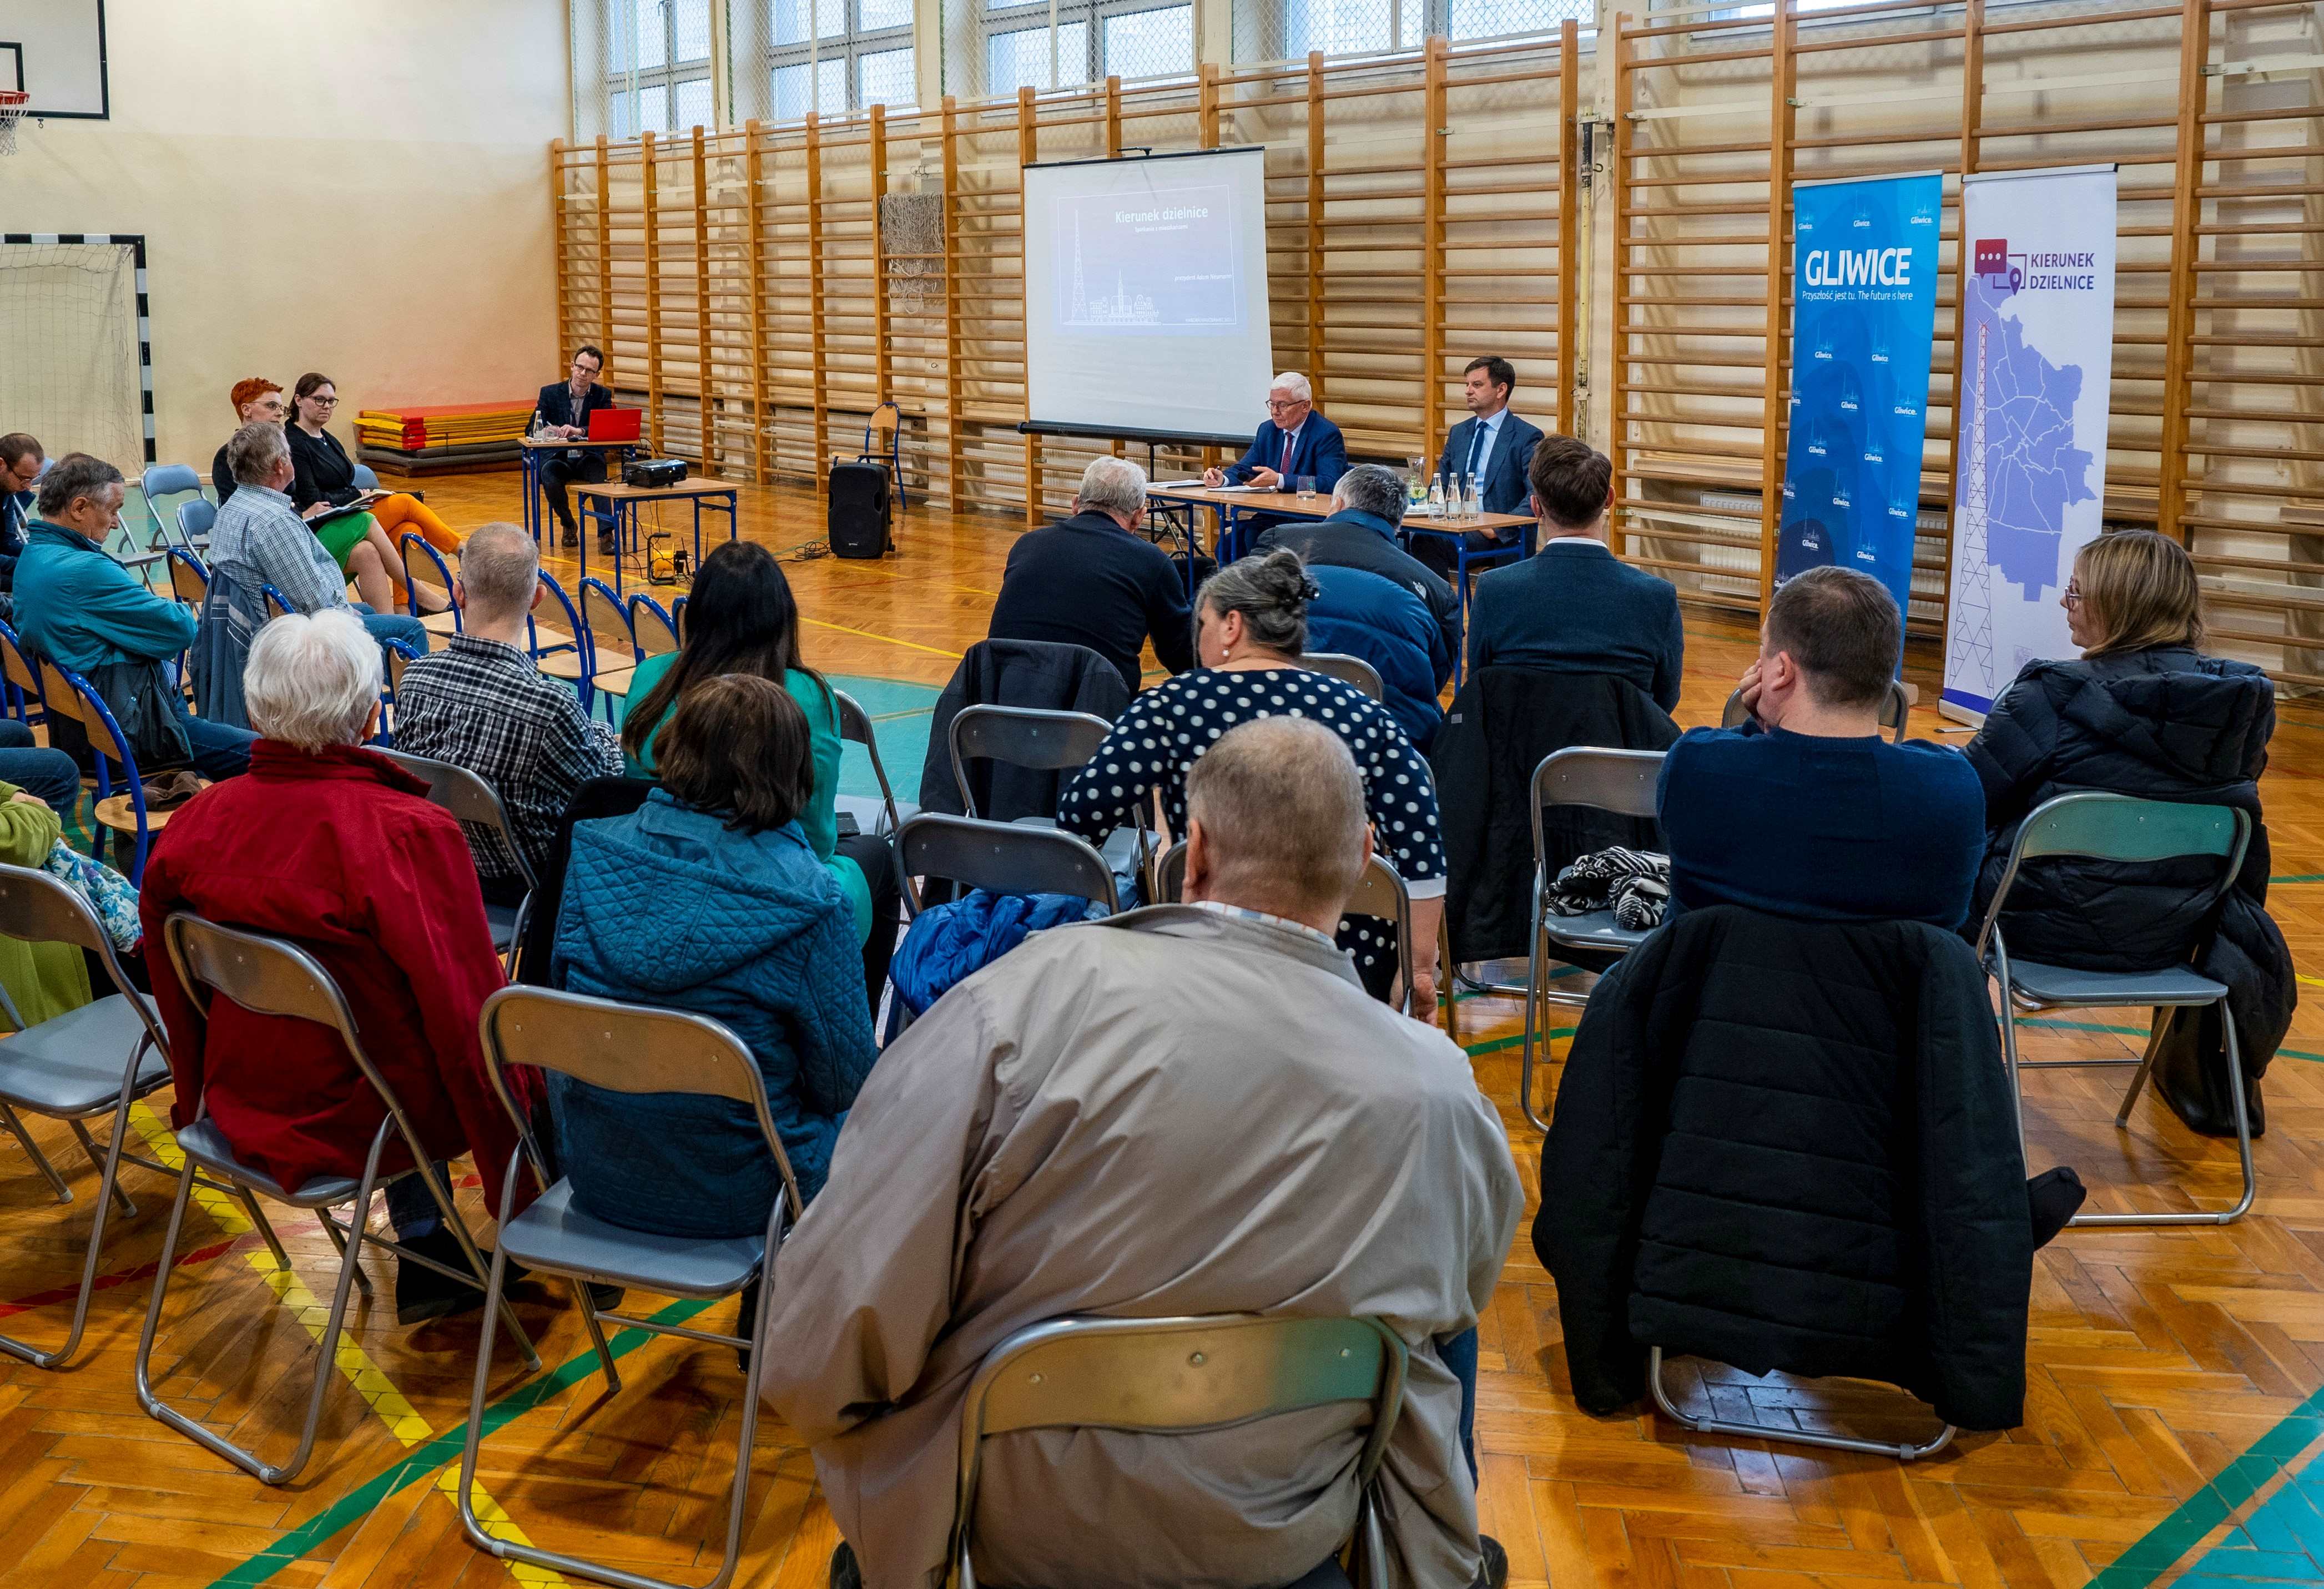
[1943,165,2116,720]
[1774,172,1944,615]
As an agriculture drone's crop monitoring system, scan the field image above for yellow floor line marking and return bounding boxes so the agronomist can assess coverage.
[802,616,965,659]
[127,1103,567,1584]
[2300,974,2324,990]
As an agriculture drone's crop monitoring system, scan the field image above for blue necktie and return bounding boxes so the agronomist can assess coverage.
[1466,421,1490,482]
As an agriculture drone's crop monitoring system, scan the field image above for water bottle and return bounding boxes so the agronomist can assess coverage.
[1465,475,1483,521]
[1426,475,1444,518]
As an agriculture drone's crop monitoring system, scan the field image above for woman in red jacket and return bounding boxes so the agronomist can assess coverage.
[139,608,537,1325]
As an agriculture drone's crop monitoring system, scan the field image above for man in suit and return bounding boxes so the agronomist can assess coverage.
[1411,356,1546,580]
[1203,372,1348,543]
[533,344,616,552]
[1468,435,1684,714]
[0,432,41,595]
[988,455,1195,695]
[1256,462,1460,680]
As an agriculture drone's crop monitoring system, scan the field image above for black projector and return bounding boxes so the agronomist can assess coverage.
[624,457,688,488]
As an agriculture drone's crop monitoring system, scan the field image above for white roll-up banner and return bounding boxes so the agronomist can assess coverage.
[1941,164,2118,724]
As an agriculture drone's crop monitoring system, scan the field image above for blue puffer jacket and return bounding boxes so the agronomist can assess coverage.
[889,889,1106,1017]
[549,791,877,1237]
[1307,563,1451,753]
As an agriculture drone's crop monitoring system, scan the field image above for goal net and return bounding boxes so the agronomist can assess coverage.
[0,241,143,472]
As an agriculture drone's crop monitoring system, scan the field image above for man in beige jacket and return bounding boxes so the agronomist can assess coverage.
[760,715,1522,1589]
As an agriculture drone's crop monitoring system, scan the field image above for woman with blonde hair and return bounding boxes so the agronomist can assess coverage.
[1965,528,2286,1136]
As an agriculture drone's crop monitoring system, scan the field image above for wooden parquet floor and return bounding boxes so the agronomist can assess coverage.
[7,467,2324,1588]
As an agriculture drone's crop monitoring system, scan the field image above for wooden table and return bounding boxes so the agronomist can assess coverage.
[572,475,741,596]
[519,436,636,543]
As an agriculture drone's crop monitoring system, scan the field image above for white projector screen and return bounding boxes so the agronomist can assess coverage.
[1022,148,1276,443]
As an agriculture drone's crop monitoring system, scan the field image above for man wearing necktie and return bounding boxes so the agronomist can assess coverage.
[1413,356,1547,579]
[1204,372,1349,544]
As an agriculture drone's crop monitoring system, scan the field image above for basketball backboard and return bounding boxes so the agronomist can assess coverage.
[0,2,107,120]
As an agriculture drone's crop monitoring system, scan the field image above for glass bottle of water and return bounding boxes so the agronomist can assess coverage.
[1465,475,1483,521]
[1426,473,1444,518]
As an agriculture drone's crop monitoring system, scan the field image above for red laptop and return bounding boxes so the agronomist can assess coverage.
[588,407,643,442]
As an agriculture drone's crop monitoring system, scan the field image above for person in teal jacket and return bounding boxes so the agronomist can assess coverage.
[14,455,256,779]
[620,540,899,1011]
[553,674,876,1237]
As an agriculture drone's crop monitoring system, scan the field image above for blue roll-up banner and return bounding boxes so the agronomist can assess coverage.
[1774,171,1945,614]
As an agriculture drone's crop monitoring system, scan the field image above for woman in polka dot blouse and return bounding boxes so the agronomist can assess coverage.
[1058,549,1447,1020]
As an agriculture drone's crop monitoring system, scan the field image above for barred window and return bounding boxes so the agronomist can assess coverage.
[1238,0,1585,62]
[767,0,918,117]
[606,0,718,138]
[969,0,1194,96]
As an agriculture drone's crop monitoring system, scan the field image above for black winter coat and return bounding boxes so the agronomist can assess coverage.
[1535,907,2035,1432]
[1429,668,1679,966]
[1964,648,2292,1127]
[919,638,1131,824]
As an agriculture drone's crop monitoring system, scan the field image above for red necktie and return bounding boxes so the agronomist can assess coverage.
[1279,431,1294,477]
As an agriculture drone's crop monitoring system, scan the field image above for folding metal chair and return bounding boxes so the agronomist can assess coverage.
[1975,791,2257,1226]
[955,1315,1408,1589]
[400,532,462,638]
[898,813,1117,917]
[458,985,799,1589]
[834,687,915,839]
[1519,747,1666,1132]
[139,465,208,552]
[0,865,286,1369]
[135,914,540,1484]
[530,569,596,711]
[1720,679,1912,744]
[1303,651,1385,701]
[375,746,537,965]
[860,398,908,509]
[949,704,1147,883]
[175,498,217,556]
[1153,840,1415,1010]
[375,638,421,747]
[1644,1343,1956,1462]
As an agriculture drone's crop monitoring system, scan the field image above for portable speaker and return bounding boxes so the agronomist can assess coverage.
[624,457,688,488]
[829,460,893,559]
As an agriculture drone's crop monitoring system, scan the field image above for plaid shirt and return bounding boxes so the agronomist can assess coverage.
[208,482,347,614]
[391,634,623,886]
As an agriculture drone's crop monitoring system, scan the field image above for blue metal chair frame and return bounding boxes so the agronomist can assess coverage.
[530,569,596,714]
[399,533,462,634]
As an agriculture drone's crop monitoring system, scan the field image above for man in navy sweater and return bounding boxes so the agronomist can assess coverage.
[1658,565,1985,930]
[987,455,1194,694]
[1466,435,1685,713]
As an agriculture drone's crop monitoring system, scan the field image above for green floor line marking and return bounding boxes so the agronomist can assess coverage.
[2086,1396,2324,1589]
[207,1297,715,1588]
[1463,1028,1573,1059]
[2270,875,2324,884]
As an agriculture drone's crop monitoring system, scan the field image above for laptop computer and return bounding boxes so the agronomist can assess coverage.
[588,407,643,442]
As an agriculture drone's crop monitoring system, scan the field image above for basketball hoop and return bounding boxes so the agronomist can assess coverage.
[0,92,27,157]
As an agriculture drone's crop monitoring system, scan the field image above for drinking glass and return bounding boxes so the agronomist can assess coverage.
[1296,475,1317,502]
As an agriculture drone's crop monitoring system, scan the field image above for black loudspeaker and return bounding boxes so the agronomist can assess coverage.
[624,457,688,488]
[829,460,893,559]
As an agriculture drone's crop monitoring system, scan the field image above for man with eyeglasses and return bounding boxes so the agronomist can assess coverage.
[533,345,616,551]
[1203,371,1348,541]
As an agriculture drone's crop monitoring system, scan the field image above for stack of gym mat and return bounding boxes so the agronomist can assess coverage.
[355,400,532,476]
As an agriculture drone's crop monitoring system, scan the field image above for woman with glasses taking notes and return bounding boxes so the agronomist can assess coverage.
[282,372,462,606]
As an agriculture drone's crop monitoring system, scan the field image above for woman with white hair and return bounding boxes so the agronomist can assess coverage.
[139,609,537,1326]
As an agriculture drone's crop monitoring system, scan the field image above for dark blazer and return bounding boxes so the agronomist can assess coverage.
[1429,667,1678,965]
[1535,906,2036,1432]
[987,511,1196,695]
[1254,508,1460,668]
[283,424,362,513]
[1436,410,1545,518]
[210,444,239,507]
[0,489,29,590]
[1227,412,1348,491]
[536,379,614,436]
[1468,539,1684,714]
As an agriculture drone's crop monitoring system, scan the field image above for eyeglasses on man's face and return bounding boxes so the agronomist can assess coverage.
[1265,397,1304,412]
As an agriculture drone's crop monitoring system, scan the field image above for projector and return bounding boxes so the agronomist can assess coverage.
[624,458,688,489]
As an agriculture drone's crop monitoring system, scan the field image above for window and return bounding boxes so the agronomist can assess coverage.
[765,0,917,117]
[608,0,717,138]
[1250,0,1584,61]
[975,0,1192,94]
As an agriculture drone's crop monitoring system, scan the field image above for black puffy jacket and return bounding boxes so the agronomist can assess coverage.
[1965,647,2272,971]
[1535,907,2034,1432]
